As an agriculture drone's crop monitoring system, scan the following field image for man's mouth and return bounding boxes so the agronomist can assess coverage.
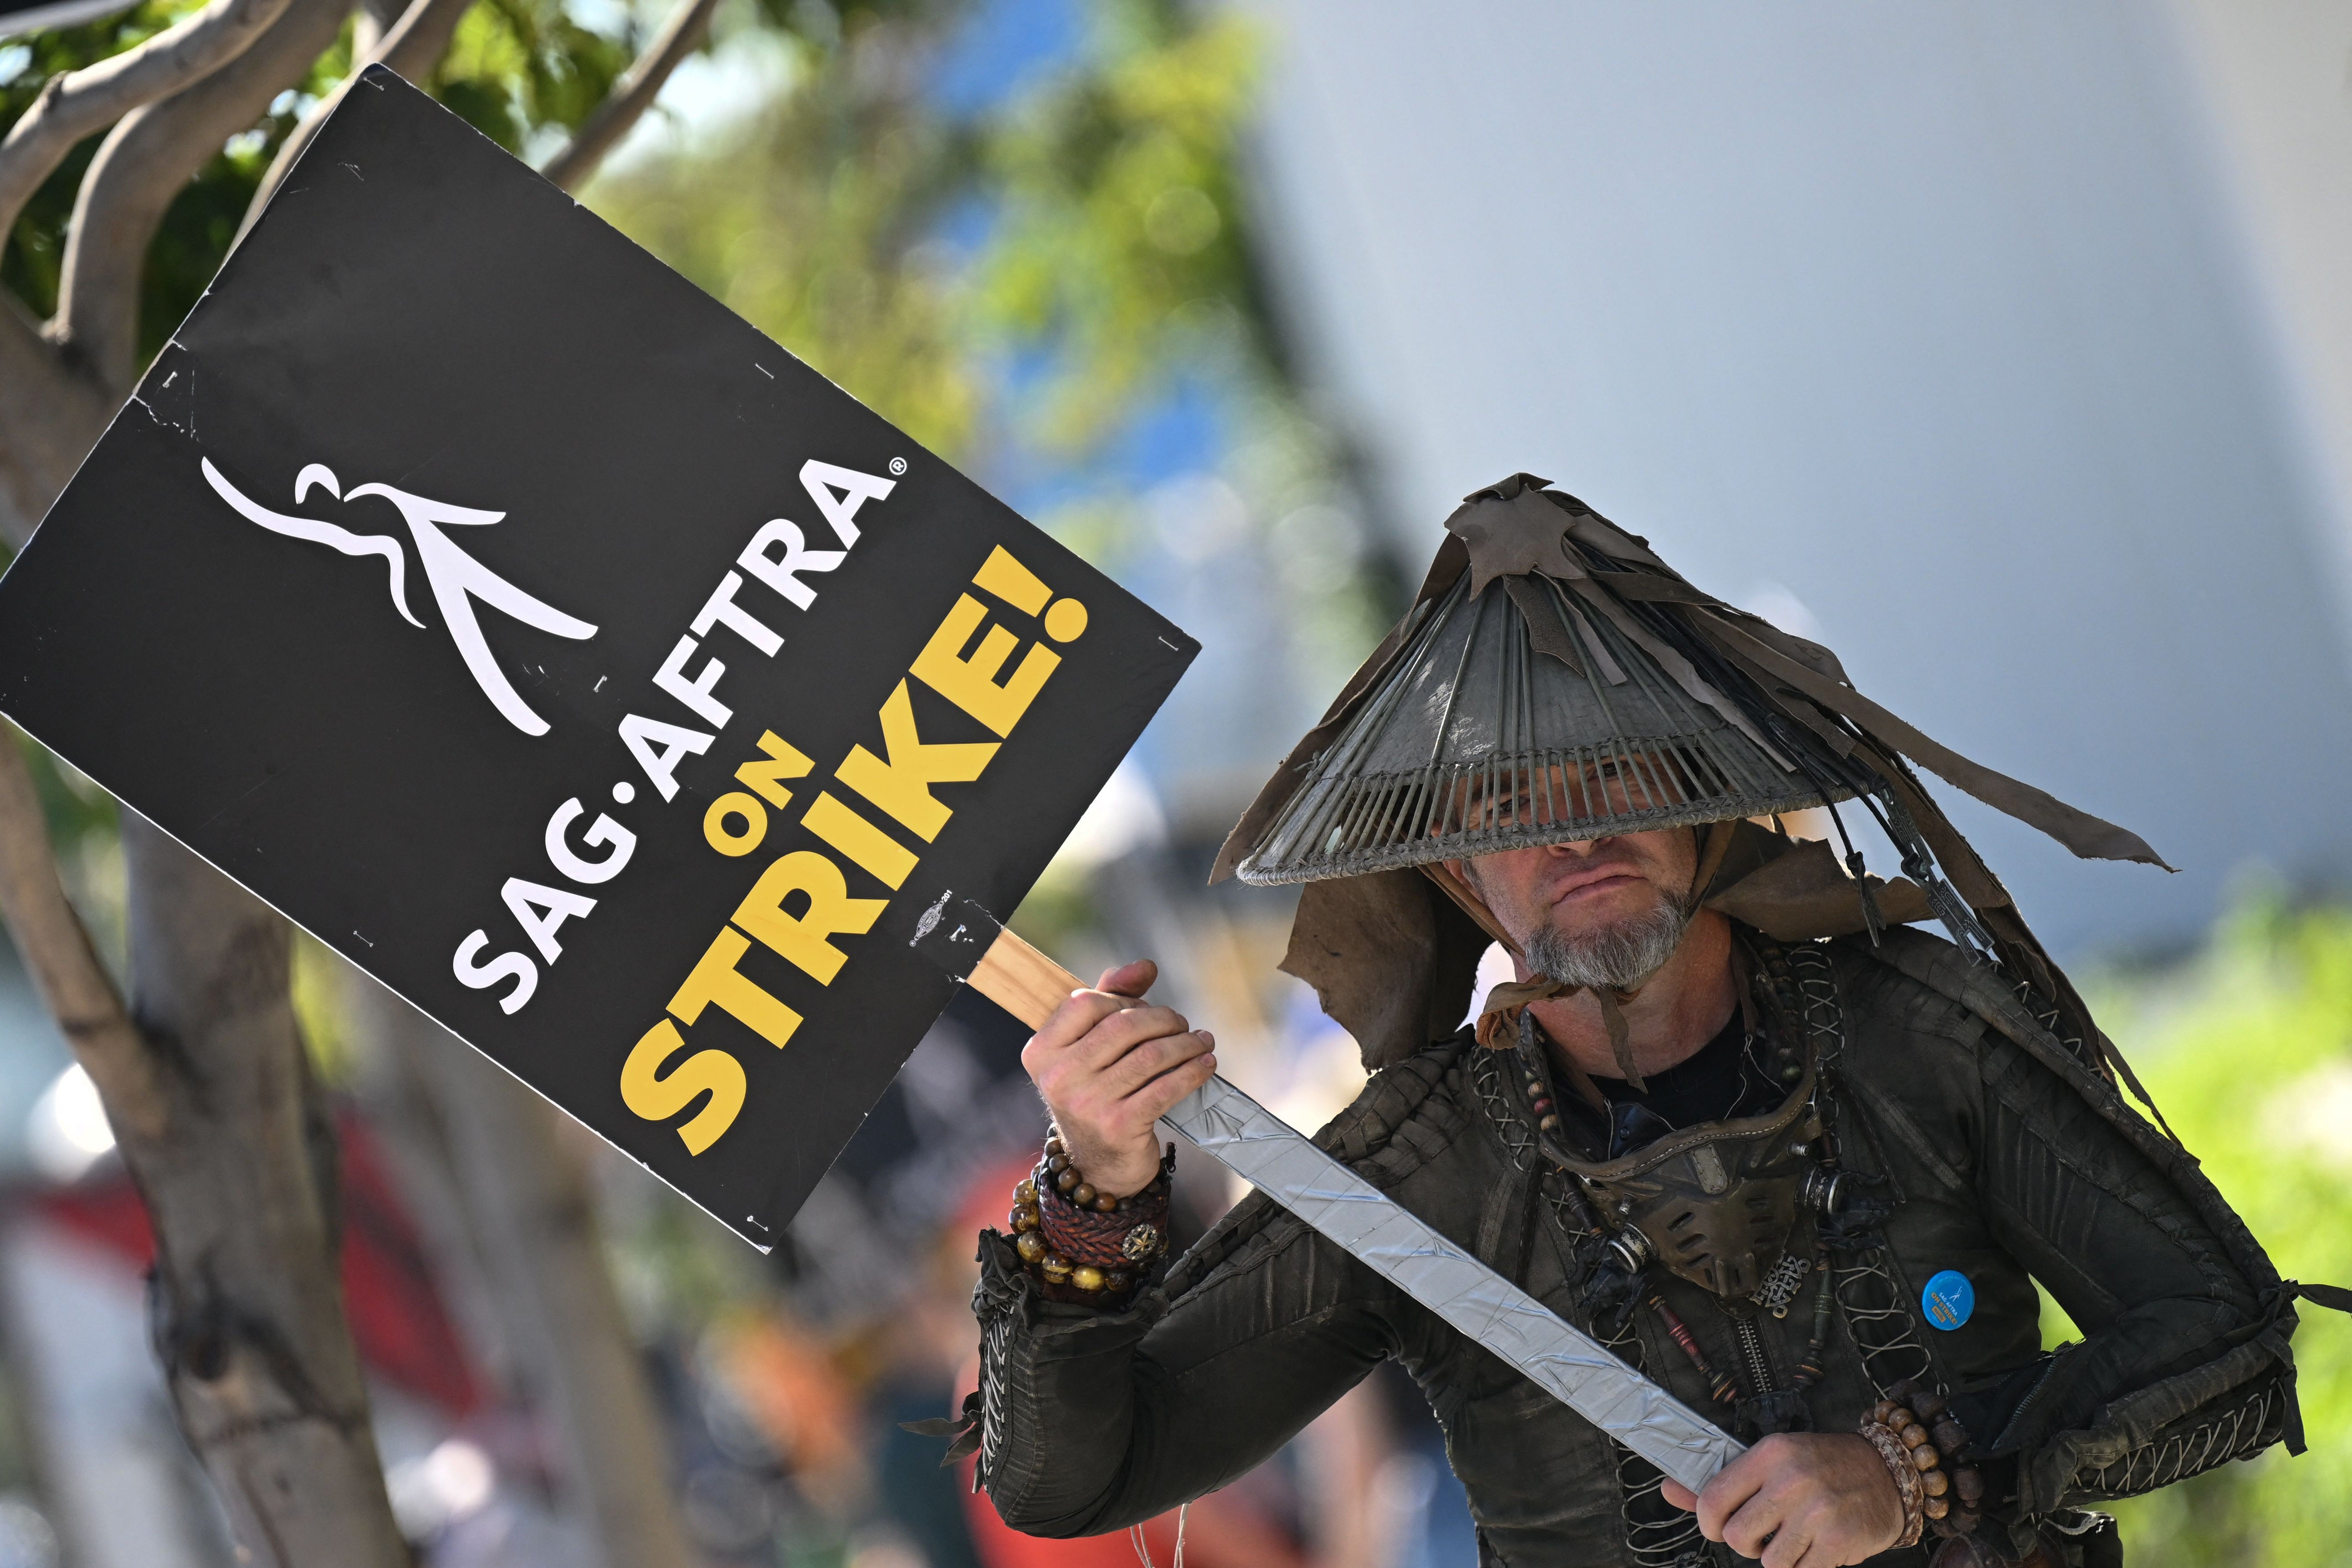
[1546,865,1651,909]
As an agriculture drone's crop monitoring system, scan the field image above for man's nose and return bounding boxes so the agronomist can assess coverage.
[1544,835,1614,857]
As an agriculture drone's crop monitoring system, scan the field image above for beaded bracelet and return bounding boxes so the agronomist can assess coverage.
[1862,1383,1988,1546]
[1007,1131,1173,1300]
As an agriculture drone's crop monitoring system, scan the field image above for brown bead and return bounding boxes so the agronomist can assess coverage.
[1872,1400,1902,1425]
[1015,1231,1046,1263]
[1920,1468,1949,1497]
[1015,1179,1037,1205]
[1105,1270,1133,1294]
[1046,1136,1065,1156]
[1047,1152,1069,1173]
[1910,1444,1940,1472]
[1056,1168,1080,1193]
[1012,1207,1040,1233]
[1898,1422,1929,1449]
[1538,1115,1560,1132]
[1932,1419,1968,1456]
[1911,1391,1949,1420]
[1094,1193,1119,1213]
[1952,1468,1985,1503]
[1072,1183,1097,1207]
[1923,1495,1949,1521]
[1041,1254,1072,1280]
[1070,1265,1106,1292]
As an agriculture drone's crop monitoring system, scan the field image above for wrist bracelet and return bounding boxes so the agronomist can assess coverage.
[1007,1132,1173,1299]
[1857,1411,1928,1549]
[1891,1383,1987,1540]
[1863,1382,1988,1546]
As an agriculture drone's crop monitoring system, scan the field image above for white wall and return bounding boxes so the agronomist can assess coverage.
[1242,0,2352,956]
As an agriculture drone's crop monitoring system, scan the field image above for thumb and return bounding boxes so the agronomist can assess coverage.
[1096,959,1158,1000]
[1659,1479,1698,1514]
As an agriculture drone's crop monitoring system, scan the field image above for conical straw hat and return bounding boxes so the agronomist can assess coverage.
[1220,473,2163,892]
[1231,561,1845,885]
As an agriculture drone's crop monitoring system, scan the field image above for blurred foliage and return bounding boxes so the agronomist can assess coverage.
[290,933,355,1082]
[0,0,880,366]
[594,0,1274,468]
[434,0,634,157]
[2068,893,2352,1565]
[961,0,1267,453]
[593,1,981,458]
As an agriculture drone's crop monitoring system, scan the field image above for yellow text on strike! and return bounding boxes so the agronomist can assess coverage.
[618,544,1089,1154]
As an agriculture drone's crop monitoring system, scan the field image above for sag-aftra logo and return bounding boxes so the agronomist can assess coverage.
[200,457,599,736]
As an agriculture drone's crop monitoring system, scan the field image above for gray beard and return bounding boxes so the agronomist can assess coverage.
[1524,898,1691,991]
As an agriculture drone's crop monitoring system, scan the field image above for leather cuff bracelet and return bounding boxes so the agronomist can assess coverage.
[1006,1131,1173,1301]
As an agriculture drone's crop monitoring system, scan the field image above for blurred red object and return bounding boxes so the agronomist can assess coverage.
[945,1160,1309,1568]
[961,1476,1309,1568]
[37,1108,481,1415]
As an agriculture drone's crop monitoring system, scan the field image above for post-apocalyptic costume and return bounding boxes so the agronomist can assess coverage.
[952,474,2345,1566]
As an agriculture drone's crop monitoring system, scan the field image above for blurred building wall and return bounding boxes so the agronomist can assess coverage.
[1238,0,2352,957]
[2163,0,2352,601]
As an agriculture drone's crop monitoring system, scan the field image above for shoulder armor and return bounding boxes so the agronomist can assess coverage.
[1833,926,2287,1314]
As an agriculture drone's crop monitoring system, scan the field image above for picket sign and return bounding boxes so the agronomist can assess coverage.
[0,66,1193,1248]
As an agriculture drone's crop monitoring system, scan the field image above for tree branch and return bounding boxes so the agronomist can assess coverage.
[538,0,721,194]
[0,293,113,546]
[0,726,169,1143]
[52,0,350,392]
[0,0,298,240]
[349,0,403,67]
[237,0,474,238]
[119,817,409,1568]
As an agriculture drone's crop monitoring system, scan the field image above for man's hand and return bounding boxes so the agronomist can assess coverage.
[1660,1432,1904,1568]
[1020,960,1217,1199]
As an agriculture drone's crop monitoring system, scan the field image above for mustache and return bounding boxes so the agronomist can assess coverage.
[1539,849,1658,889]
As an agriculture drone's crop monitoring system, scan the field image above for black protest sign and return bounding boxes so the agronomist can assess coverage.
[0,67,1196,1249]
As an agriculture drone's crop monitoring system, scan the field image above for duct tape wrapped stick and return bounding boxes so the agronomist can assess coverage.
[909,894,1748,1497]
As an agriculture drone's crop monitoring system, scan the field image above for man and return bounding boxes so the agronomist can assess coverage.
[957,474,2320,1567]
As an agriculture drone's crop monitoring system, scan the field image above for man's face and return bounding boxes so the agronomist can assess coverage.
[1455,827,1699,953]
[1438,755,1709,988]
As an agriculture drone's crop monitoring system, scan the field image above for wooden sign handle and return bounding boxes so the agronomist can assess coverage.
[968,926,1086,1030]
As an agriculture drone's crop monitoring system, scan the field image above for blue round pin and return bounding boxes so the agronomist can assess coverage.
[1922,1270,1974,1331]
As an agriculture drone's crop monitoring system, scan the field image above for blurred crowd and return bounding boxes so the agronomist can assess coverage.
[0,800,1502,1568]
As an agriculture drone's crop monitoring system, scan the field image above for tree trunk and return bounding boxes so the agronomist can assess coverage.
[365,989,697,1568]
[119,815,410,1568]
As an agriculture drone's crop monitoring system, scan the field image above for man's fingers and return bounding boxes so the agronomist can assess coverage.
[1660,1480,1697,1513]
[1759,1524,1812,1568]
[1123,1050,1218,1124]
[1028,988,1137,1054]
[1694,1452,1767,1542]
[1099,1028,1214,1098]
[1028,985,1174,1059]
[1721,1495,1783,1561]
[1066,1003,1195,1072]
[1095,959,1157,999]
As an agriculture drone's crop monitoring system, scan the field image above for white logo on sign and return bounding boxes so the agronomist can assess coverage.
[200,458,598,736]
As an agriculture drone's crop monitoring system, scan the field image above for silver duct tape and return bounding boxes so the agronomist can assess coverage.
[1162,1073,1745,1496]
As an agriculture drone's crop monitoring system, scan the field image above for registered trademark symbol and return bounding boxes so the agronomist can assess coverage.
[889,456,908,476]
